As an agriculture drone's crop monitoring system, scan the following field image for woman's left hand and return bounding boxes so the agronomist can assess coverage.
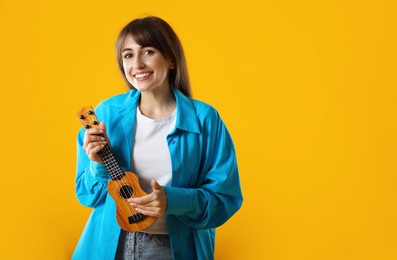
[128,180,167,217]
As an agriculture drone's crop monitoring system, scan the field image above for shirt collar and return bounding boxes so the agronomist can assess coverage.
[118,88,201,134]
[173,88,201,134]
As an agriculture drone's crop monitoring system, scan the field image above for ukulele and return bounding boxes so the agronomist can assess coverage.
[77,106,157,232]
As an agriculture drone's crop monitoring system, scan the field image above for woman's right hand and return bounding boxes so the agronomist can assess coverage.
[82,122,108,163]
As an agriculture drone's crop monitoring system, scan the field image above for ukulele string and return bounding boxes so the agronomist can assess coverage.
[98,131,136,216]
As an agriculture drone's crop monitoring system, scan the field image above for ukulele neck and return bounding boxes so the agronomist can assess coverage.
[99,142,124,180]
[76,106,124,181]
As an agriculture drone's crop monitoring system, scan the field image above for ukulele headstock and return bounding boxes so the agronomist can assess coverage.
[77,106,100,130]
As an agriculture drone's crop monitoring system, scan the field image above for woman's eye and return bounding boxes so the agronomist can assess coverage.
[123,53,132,59]
[144,50,154,55]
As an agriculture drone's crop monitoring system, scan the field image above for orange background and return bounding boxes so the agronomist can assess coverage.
[0,0,396,259]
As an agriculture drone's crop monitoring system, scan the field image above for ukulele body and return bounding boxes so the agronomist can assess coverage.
[107,171,157,232]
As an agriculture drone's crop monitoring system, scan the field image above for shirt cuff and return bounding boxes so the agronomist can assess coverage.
[163,186,194,215]
[89,161,109,183]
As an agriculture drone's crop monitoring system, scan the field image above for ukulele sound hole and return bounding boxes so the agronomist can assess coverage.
[119,185,133,199]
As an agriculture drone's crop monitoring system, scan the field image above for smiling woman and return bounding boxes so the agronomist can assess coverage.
[72,16,243,260]
[115,17,190,98]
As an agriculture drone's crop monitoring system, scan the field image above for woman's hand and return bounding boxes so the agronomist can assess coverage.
[82,122,108,163]
[128,180,167,217]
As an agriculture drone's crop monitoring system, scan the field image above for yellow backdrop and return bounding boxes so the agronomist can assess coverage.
[0,0,396,259]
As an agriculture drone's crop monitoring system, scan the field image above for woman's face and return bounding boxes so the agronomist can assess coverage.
[121,35,174,93]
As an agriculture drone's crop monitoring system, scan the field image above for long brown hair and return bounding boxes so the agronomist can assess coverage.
[116,16,191,97]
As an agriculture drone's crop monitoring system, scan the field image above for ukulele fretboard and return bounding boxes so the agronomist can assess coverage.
[99,143,124,180]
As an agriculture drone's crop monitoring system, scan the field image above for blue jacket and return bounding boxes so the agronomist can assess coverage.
[73,89,243,260]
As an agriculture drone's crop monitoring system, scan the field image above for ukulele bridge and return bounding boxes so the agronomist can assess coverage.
[128,213,146,224]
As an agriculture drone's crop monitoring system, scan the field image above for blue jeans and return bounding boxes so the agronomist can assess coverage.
[115,231,173,260]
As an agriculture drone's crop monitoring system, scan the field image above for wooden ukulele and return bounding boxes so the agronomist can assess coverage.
[77,106,157,232]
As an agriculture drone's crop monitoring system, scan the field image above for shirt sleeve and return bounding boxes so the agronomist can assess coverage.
[164,108,243,229]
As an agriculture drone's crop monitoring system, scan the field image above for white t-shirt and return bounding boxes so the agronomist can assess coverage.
[131,106,176,234]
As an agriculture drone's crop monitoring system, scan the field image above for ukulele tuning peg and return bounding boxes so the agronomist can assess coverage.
[79,115,85,120]
[85,125,90,129]
[88,110,94,115]
[93,121,99,125]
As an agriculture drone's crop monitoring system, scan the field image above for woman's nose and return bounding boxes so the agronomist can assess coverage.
[133,56,144,69]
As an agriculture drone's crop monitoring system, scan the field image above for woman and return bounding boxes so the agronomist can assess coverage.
[73,16,243,260]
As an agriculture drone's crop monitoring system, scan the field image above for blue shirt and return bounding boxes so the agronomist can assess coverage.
[73,89,243,260]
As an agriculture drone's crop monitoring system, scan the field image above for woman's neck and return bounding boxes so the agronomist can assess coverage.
[138,87,176,119]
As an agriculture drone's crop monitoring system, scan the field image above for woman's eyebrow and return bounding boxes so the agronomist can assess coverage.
[122,48,133,53]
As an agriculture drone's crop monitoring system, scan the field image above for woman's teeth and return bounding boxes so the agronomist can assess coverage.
[135,73,151,79]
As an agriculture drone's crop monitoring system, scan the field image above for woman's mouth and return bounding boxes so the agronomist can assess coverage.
[134,72,153,81]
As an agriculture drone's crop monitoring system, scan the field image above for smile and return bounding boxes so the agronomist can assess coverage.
[134,72,152,80]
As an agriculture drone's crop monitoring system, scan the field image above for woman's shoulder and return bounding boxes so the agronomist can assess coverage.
[174,89,216,116]
[96,89,139,110]
[183,97,225,132]
[189,97,220,120]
